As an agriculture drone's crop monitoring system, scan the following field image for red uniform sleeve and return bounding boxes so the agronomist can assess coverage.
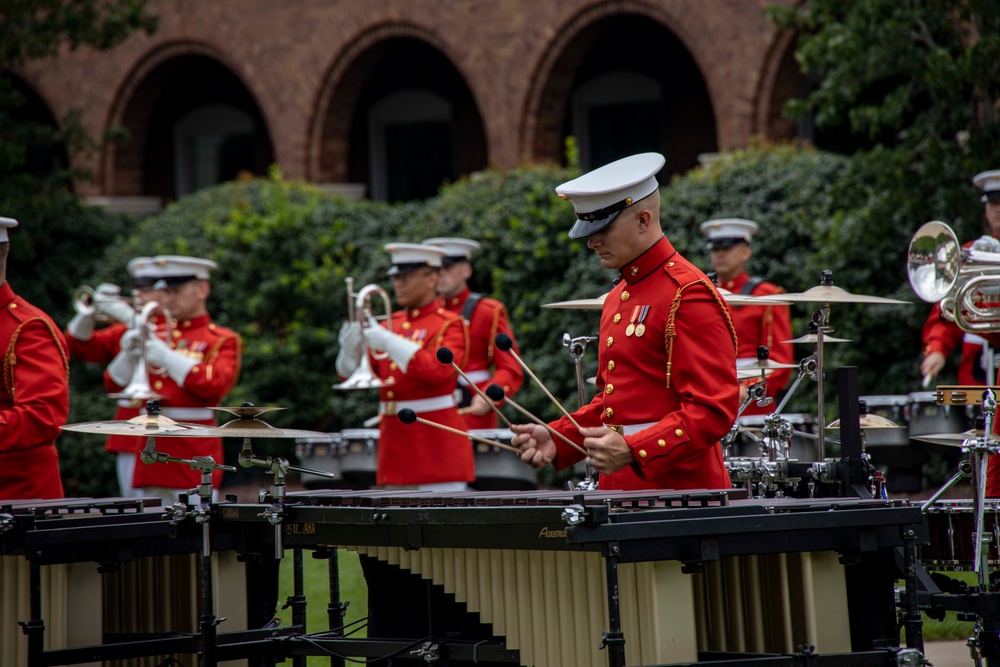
[66,323,126,364]
[922,303,964,357]
[0,319,70,452]
[487,304,524,397]
[180,333,242,402]
[402,316,468,383]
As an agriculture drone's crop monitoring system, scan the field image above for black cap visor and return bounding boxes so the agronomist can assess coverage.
[706,238,749,251]
[984,190,1000,203]
[134,274,198,289]
[387,262,435,277]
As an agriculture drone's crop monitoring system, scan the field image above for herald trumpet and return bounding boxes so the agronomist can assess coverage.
[333,277,394,390]
[907,220,1000,332]
[73,284,135,324]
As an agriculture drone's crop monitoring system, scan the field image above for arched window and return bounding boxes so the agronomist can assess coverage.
[173,104,255,197]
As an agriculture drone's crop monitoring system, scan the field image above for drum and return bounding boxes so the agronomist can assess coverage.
[734,413,817,461]
[922,500,1000,570]
[295,435,354,490]
[469,429,538,491]
[859,395,909,447]
[907,391,969,438]
[339,428,379,488]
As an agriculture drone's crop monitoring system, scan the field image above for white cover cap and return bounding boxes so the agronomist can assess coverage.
[555,152,665,239]
[973,170,1000,202]
[384,243,448,276]
[700,218,759,249]
[128,255,217,287]
[0,217,19,243]
[422,237,482,263]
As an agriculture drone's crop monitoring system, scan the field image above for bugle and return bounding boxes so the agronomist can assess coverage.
[73,284,135,325]
[907,220,1000,332]
[333,277,394,390]
[108,300,175,406]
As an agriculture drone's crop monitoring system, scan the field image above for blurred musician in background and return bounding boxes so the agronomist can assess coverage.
[336,243,474,490]
[701,218,793,414]
[335,243,476,660]
[0,217,70,500]
[921,170,1000,391]
[422,236,524,429]
[66,256,241,502]
[511,153,738,490]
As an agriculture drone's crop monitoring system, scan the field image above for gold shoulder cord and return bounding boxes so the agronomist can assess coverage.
[5,316,70,401]
[433,315,470,368]
[203,333,242,384]
[664,279,738,389]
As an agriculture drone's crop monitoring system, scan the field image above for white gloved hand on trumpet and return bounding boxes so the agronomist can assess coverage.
[364,325,421,373]
[335,321,363,377]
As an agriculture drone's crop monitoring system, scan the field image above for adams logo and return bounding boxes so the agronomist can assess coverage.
[538,526,567,538]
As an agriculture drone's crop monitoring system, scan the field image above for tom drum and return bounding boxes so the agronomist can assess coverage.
[295,435,346,489]
[469,429,538,491]
[338,428,379,489]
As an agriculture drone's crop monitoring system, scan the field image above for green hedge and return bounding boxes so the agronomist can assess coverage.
[57,145,941,494]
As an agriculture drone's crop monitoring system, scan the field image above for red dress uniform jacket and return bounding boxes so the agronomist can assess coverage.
[718,271,793,415]
[443,287,524,430]
[922,303,1000,386]
[67,314,241,489]
[0,282,69,500]
[371,298,475,485]
[548,236,738,491]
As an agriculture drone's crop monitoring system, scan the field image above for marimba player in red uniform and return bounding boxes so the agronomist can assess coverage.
[422,236,524,430]
[0,216,70,500]
[511,152,739,491]
[701,218,793,415]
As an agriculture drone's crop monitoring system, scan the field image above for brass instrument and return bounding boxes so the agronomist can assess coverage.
[907,220,1000,332]
[333,277,394,390]
[73,284,135,324]
[108,300,175,406]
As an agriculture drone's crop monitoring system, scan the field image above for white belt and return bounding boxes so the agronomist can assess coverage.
[116,401,214,421]
[458,370,491,386]
[380,394,457,415]
[605,421,657,436]
[964,333,988,345]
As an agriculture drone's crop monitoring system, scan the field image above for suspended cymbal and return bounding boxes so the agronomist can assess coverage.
[783,333,853,344]
[541,293,608,310]
[911,430,997,446]
[719,288,791,306]
[736,367,774,381]
[210,405,286,419]
[737,358,799,371]
[62,413,194,437]
[826,414,904,430]
[778,285,910,304]
[171,418,330,439]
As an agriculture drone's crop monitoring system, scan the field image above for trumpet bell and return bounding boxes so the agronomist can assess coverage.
[332,362,393,390]
[907,220,960,302]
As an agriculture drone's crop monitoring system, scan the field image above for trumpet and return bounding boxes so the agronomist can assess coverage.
[108,300,175,406]
[333,277,394,390]
[73,284,135,325]
[907,220,1000,332]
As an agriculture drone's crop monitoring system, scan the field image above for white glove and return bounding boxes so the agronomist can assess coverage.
[107,329,144,385]
[144,335,198,386]
[335,322,363,377]
[364,325,421,373]
[94,283,135,324]
[67,311,95,340]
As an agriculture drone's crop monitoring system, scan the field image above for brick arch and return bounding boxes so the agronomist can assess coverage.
[102,41,274,197]
[520,0,717,172]
[308,21,487,188]
[753,28,803,142]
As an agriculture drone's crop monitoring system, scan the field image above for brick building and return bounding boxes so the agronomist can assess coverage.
[9,0,804,211]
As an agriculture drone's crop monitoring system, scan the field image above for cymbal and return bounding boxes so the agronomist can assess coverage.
[783,333,852,344]
[778,285,910,304]
[171,418,330,440]
[62,413,194,437]
[210,405,286,418]
[719,288,791,306]
[826,414,903,429]
[737,358,799,371]
[911,430,997,446]
[736,367,774,381]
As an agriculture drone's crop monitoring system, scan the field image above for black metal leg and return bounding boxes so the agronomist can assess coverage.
[602,543,626,667]
[21,558,45,667]
[901,533,924,652]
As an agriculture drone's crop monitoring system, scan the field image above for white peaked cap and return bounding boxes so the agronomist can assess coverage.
[422,237,482,261]
[974,170,1000,202]
[128,255,217,282]
[700,218,759,249]
[555,152,665,239]
[0,217,19,243]
[384,243,448,276]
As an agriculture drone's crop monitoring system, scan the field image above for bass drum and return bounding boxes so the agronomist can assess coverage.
[469,429,537,491]
[295,435,351,490]
[734,413,817,461]
[339,428,379,489]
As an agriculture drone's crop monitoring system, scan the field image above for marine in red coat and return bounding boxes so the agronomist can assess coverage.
[702,218,794,416]
[66,256,241,499]
[0,217,69,500]
[512,153,738,491]
[423,237,524,431]
[336,243,473,488]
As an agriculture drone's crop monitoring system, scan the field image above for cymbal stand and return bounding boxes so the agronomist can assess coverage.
[237,440,337,560]
[810,304,834,460]
[773,355,818,416]
[563,332,599,490]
